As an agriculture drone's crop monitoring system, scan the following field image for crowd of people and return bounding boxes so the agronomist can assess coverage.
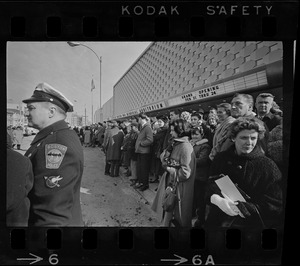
[100,92,283,228]
[7,83,284,229]
[7,125,24,150]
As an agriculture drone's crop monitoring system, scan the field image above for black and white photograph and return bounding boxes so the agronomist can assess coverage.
[6,41,289,231]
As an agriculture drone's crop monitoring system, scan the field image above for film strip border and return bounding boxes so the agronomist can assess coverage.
[0,0,297,265]
[0,1,298,40]
[3,227,283,264]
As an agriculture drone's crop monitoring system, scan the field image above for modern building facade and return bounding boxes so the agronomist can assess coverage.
[101,97,114,121]
[101,41,283,120]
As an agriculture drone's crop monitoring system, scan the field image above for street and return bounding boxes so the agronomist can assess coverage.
[15,135,161,227]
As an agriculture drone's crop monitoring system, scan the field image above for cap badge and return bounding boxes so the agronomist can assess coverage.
[45,143,67,169]
[44,175,63,188]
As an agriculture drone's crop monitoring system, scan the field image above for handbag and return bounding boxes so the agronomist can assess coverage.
[162,179,178,212]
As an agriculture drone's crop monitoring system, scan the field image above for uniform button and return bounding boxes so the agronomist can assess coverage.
[37,143,41,147]
[237,165,242,169]
[28,153,32,157]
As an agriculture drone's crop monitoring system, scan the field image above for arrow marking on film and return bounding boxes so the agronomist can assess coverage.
[17,253,43,265]
[161,254,188,265]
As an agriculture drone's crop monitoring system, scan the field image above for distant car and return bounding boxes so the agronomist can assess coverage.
[23,127,32,136]
[23,126,38,136]
[31,128,39,135]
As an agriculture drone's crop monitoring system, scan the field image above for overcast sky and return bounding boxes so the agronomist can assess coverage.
[7,41,151,116]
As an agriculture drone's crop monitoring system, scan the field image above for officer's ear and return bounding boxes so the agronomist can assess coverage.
[49,105,57,117]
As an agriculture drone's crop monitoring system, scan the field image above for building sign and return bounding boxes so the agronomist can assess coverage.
[139,101,166,113]
[114,70,268,119]
[113,101,166,119]
[168,70,268,106]
[114,110,140,119]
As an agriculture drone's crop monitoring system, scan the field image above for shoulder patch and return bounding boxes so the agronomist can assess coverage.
[45,144,67,169]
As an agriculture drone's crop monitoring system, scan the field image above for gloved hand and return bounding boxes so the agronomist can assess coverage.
[166,166,177,176]
[236,201,257,218]
[211,193,246,218]
[210,194,238,216]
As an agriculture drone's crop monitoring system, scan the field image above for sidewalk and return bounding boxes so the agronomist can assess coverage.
[97,144,158,206]
[118,166,158,206]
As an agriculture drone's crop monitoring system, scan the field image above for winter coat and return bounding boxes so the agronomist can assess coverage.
[152,126,168,158]
[125,131,139,161]
[103,128,111,150]
[267,124,283,168]
[135,123,153,154]
[84,130,91,143]
[258,112,282,132]
[151,126,168,175]
[162,136,196,227]
[192,139,211,181]
[209,116,236,160]
[97,126,106,144]
[7,128,14,144]
[13,128,23,145]
[7,148,34,226]
[162,128,172,151]
[106,126,124,161]
[205,145,282,228]
[121,133,132,166]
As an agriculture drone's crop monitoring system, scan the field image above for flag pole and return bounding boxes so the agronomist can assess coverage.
[91,89,93,124]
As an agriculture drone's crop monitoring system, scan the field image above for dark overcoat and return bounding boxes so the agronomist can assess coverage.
[205,145,282,228]
[192,140,211,181]
[25,120,84,226]
[106,126,124,161]
[151,126,168,175]
[7,148,34,226]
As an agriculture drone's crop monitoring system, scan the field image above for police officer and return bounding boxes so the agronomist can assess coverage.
[23,82,84,226]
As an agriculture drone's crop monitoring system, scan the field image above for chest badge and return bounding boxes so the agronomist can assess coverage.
[45,144,67,169]
[44,175,63,188]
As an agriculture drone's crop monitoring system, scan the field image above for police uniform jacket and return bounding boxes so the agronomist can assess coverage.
[25,120,84,226]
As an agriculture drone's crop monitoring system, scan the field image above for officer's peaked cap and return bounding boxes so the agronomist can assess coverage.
[22,82,74,112]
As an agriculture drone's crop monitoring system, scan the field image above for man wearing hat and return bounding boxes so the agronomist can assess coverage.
[22,82,84,226]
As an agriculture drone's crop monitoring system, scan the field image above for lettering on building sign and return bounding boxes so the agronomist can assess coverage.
[206,5,273,16]
[180,86,221,103]
[181,93,194,102]
[122,5,179,16]
[139,102,165,113]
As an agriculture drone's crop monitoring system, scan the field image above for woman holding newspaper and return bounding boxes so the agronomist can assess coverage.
[205,117,283,228]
